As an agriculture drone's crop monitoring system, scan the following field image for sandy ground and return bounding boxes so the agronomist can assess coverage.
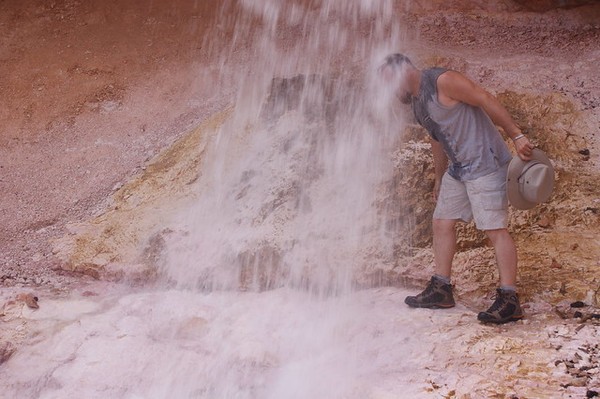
[1,0,600,397]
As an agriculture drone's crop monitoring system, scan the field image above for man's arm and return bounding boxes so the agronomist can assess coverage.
[431,138,448,201]
[437,71,534,161]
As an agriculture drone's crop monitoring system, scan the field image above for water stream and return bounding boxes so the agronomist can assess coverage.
[161,0,406,301]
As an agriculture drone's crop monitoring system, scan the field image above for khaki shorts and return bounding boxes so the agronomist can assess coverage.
[433,165,509,230]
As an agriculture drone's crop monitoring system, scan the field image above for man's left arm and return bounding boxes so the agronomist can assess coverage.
[437,71,534,161]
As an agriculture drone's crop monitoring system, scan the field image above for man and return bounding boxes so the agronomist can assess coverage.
[380,53,535,324]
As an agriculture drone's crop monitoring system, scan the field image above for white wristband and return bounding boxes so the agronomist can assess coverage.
[512,134,525,142]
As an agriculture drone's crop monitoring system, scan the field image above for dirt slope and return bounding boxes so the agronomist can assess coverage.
[0,0,234,287]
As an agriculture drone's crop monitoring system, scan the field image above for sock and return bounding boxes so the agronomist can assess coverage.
[433,274,451,285]
[500,285,517,293]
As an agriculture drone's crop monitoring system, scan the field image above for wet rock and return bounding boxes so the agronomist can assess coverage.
[260,74,339,125]
[0,341,16,364]
[386,140,438,252]
[16,293,39,309]
[81,265,101,280]
[139,231,167,268]
[102,262,158,286]
[238,244,284,292]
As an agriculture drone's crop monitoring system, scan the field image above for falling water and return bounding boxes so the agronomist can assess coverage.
[1,1,433,398]
[162,0,404,295]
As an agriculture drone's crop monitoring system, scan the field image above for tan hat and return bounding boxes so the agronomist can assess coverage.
[507,148,555,210]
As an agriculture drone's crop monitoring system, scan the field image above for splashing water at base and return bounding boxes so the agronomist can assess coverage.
[3,285,481,398]
[1,282,579,398]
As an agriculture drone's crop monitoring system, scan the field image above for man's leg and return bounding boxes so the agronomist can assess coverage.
[404,217,458,309]
[478,228,523,323]
[404,170,469,309]
[432,218,458,279]
[485,228,517,287]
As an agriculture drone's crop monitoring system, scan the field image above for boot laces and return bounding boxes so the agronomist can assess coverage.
[419,279,440,298]
[488,292,509,313]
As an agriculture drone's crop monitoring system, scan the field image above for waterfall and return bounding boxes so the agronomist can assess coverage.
[160,0,405,295]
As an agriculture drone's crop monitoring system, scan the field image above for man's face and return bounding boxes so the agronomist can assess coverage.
[396,80,412,104]
[379,64,411,104]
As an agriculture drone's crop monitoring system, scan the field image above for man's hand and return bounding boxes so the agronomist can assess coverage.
[433,179,441,202]
[514,136,535,161]
[430,139,447,203]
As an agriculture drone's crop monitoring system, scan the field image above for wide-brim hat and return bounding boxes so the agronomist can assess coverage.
[507,148,555,210]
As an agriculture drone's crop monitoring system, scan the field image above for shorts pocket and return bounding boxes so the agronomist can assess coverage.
[481,192,507,210]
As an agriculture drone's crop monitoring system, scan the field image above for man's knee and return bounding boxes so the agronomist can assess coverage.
[433,218,457,235]
[485,228,512,244]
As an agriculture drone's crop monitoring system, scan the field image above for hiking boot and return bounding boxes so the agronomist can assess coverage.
[405,276,455,309]
[477,288,524,324]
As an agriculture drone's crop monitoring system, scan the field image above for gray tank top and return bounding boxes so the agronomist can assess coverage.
[412,68,512,181]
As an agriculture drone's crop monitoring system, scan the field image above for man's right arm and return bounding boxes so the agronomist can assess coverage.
[437,71,534,161]
[431,138,448,201]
